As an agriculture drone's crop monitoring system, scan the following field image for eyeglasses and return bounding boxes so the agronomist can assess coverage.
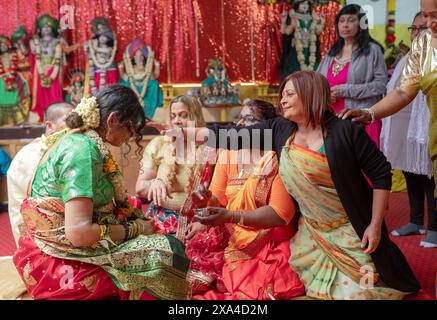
[233,114,261,125]
[407,26,428,33]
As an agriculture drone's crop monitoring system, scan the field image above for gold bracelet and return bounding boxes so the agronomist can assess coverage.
[90,224,109,249]
[99,224,107,240]
[101,224,116,246]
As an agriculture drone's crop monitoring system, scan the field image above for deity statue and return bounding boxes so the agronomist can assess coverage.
[29,14,63,122]
[279,0,324,81]
[0,36,31,126]
[11,26,32,90]
[66,69,85,107]
[84,17,118,96]
[118,39,163,119]
[200,59,240,105]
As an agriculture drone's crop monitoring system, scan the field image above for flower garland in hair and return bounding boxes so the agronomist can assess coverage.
[73,96,100,130]
[74,96,142,221]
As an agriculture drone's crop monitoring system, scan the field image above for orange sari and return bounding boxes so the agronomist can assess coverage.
[188,150,305,300]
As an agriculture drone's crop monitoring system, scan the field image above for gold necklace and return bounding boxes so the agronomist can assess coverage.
[332,57,351,77]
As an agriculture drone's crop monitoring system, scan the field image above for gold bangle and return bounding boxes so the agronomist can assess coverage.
[99,224,107,240]
[90,224,109,249]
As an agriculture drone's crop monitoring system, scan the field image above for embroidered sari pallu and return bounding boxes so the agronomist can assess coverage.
[145,146,214,243]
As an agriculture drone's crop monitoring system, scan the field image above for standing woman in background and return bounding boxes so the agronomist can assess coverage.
[318,4,387,148]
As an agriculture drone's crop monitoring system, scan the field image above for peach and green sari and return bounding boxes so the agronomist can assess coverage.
[279,137,407,300]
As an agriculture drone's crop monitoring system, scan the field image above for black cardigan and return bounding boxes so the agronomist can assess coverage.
[208,116,420,293]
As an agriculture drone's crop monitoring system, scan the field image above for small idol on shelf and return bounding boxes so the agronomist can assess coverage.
[119,39,163,119]
[0,35,31,126]
[66,69,85,107]
[200,59,240,106]
[84,17,118,96]
[29,14,64,122]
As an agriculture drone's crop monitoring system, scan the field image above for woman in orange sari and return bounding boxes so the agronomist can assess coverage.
[185,100,305,300]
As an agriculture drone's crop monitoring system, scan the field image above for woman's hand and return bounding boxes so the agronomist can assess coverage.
[186,221,207,240]
[331,85,342,103]
[337,108,372,124]
[361,223,382,254]
[135,218,155,236]
[147,178,172,207]
[191,182,212,208]
[194,207,232,226]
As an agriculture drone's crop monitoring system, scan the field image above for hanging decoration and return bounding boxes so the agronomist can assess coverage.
[385,0,396,48]
[1,0,301,84]
[257,0,343,4]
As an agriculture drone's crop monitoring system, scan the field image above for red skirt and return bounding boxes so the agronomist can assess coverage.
[188,225,305,300]
[13,236,158,300]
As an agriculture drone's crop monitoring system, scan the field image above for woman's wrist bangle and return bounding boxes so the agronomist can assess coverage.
[121,221,130,241]
[363,108,375,123]
[131,221,139,238]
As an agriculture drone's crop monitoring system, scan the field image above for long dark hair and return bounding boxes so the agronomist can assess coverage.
[327,4,384,58]
[66,84,146,158]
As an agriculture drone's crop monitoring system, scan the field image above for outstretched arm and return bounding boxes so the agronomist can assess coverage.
[338,89,416,123]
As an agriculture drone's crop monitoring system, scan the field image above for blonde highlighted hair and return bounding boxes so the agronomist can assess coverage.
[166,95,206,127]
[166,95,206,195]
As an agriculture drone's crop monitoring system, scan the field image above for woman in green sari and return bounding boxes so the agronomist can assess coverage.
[13,85,189,300]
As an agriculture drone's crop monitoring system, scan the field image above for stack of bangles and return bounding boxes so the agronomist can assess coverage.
[128,220,145,239]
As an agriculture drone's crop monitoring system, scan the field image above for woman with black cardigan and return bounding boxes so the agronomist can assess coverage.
[162,71,420,299]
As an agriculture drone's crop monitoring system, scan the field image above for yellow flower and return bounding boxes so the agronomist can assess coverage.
[103,157,118,174]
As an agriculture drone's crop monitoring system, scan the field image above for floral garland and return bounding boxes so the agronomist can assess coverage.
[0,50,18,91]
[33,37,61,88]
[85,129,141,221]
[88,38,117,95]
[292,11,318,71]
[123,46,154,107]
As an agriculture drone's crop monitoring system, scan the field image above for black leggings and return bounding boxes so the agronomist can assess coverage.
[403,171,437,231]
